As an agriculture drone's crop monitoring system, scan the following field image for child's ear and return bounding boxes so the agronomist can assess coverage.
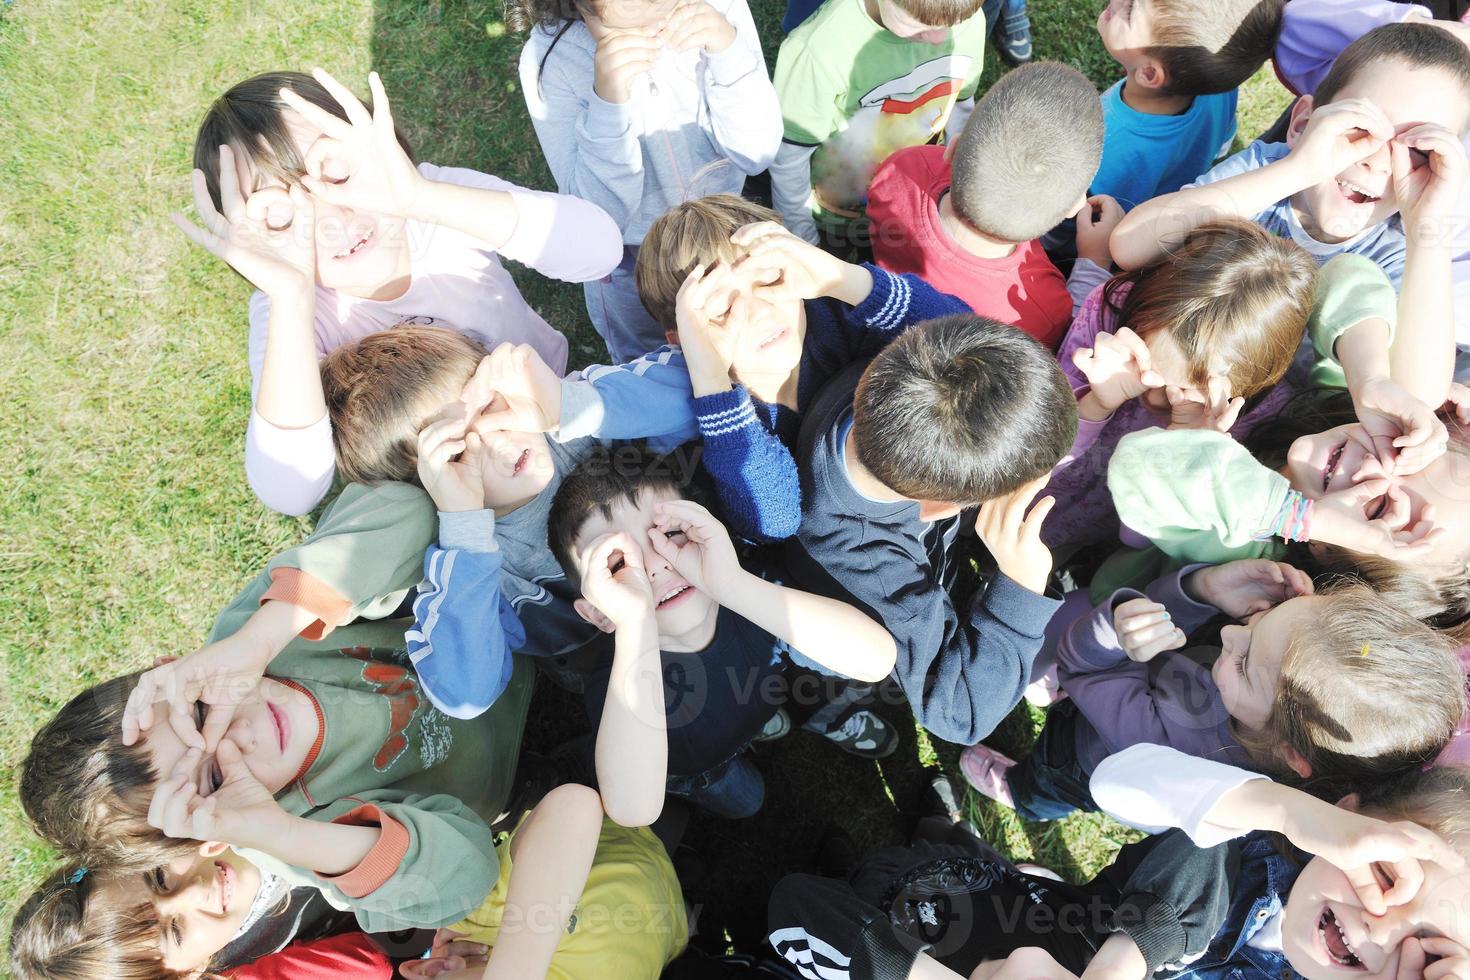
[1133,60,1168,93]
[664,328,679,347]
[574,598,617,634]
[198,841,231,859]
[1285,96,1316,148]
[943,139,957,163]
[1334,792,1362,813]
[1281,745,1314,780]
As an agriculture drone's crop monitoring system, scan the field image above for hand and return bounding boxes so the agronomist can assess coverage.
[278,69,426,217]
[1391,123,1469,243]
[416,413,486,513]
[122,630,274,751]
[399,930,490,979]
[1071,327,1166,417]
[659,0,736,53]
[975,474,1056,595]
[731,221,868,304]
[592,29,661,104]
[644,499,740,599]
[1290,98,1395,185]
[1074,194,1124,268]
[172,144,316,299]
[1416,937,1470,980]
[1444,383,1470,425]
[1183,559,1314,619]
[1354,376,1448,475]
[1166,376,1244,433]
[1112,598,1185,663]
[675,262,744,395]
[1309,478,1444,559]
[981,947,1081,980]
[579,532,657,628]
[400,955,489,980]
[469,343,564,434]
[146,740,285,847]
[1279,800,1465,915]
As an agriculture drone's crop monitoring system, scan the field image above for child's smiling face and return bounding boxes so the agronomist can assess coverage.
[1213,595,1323,731]
[142,678,318,799]
[1282,847,1470,980]
[94,844,262,972]
[1096,0,1159,69]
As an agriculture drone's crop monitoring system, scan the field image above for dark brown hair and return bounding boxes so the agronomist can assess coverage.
[193,71,415,213]
[1103,218,1317,400]
[320,325,487,486]
[1145,0,1286,96]
[949,62,1104,242]
[1314,21,1470,130]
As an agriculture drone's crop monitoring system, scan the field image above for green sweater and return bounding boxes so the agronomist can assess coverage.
[1093,255,1395,598]
[214,482,534,931]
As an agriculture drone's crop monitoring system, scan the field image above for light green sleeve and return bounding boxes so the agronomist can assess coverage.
[1107,428,1289,565]
[208,482,436,642]
[774,30,844,146]
[1308,253,1397,390]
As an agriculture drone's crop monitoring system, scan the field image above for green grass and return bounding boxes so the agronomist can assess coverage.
[0,0,1291,952]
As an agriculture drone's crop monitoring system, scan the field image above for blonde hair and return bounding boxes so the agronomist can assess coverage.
[1363,765,1470,854]
[1233,582,1465,788]
[634,194,781,334]
[320,326,486,485]
[1104,218,1317,400]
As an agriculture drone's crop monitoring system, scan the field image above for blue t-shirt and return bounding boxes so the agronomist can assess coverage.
[1187,139,1408,285]
[1093,81,1237,211]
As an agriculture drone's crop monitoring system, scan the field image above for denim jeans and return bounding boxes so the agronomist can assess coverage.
[1005,700,1097,822]
[666,752,766,819]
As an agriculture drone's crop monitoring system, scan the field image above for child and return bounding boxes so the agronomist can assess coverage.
[785,314,1078,745]
[512,0,782,361]
[175,69,623,516]
[770,0,991,246]
[618,197,971,540]
[11,785,686,980]
[19,482,533,931]
[547,446,900,822]
[960,559,1465,821]
[1044,219,1319,559]
[769,743,1470,980]
[1090,0,1285,212]
[1110,22,1470,290]
[866,61,1104,349]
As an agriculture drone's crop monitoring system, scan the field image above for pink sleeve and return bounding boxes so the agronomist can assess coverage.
[1275,0,1430,96]
[225,932,393,980]
[245,409,336,517]
[415,162,622,283]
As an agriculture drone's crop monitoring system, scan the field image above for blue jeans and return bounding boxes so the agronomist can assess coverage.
[666,752,766,819]
[1005,700,1097,822]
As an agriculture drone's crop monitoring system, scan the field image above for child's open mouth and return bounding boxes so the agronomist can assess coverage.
[512,448,531,476]
[333,226,377,260]
[267,700,289,753]
[1323,442,1346,492]
[1336,179,1382,207]
[656,584,693,609]
[757,327,790,351]
[215,860,236,915]
[1319,907,1365,970]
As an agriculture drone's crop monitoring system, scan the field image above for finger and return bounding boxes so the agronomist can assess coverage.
[216,737,251,781]
[1134,629,1187,660]
[310,68,374,129]
[730,220,792,247]
[166,694,206,752]
[1111,327,1152,370]
[303,135,350,186]
[170,211,229,259]
[1399,937,1428,980]
[1217,396,1245,432]
[188,168,228,239]
[122,671,162,745]
[367,70,396,131]
[244,183,294,231]
[1343,863,1389,916]
[277,87,355,142]
[646,524,682,568]
[216,144,248,224]
[1021,494,1056,536]
[199,702,237,755]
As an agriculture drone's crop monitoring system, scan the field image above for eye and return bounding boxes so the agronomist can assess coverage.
[208,759,223,795]
[193,700,207,730]
[666,530,688,543]
[144,867,168,895]
[169,916,184,950]
[1236,650,1249,677]
[608,550,626,575]
[1371,862,1395,890]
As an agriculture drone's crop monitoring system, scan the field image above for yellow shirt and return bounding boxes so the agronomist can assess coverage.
[452,819,689,980]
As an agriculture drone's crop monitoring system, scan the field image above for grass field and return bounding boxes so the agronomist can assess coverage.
[0,0,1292,955]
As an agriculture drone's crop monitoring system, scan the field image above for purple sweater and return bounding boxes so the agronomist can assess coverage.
[1041,281,1296,554]
[1056,566,1256,775]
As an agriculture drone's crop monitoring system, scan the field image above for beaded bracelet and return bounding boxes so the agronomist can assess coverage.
[1268,489,1313,543]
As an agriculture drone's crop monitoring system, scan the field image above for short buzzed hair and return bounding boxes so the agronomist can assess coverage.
[949,62,1104,243]
[890,0,984,28]
[1147,0,1285,96]
[1314,21,1470,132]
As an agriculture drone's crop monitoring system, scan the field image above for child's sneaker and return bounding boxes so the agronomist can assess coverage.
[755,706,793,742]
[923,773,984,840]
[996,0,1033,66]
[959,744,1017,810]
[812,707,899,759]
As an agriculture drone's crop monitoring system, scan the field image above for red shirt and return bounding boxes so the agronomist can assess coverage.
[227,933,393,980]
[867,144,1073,350]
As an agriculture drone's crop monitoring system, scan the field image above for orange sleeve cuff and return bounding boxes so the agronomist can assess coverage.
[262,568,352,641]
[322,804,410,899]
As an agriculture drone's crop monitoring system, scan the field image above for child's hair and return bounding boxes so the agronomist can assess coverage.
[1141,0,1286,96]
[548,444,702,588]
[1361,764,1470,854]
[320,326,487,486]
[1232,581,1465,789]
[1102,218,1316,400]
[948,62,1104,243]
[9,865,192,980]
[505,0,583,33]
[194,71,415,213]
[853,314,1077,504]
[19,673,194,872]
[634,194,783,333]
[1314,22,1470,129]
[887,0,985,27]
